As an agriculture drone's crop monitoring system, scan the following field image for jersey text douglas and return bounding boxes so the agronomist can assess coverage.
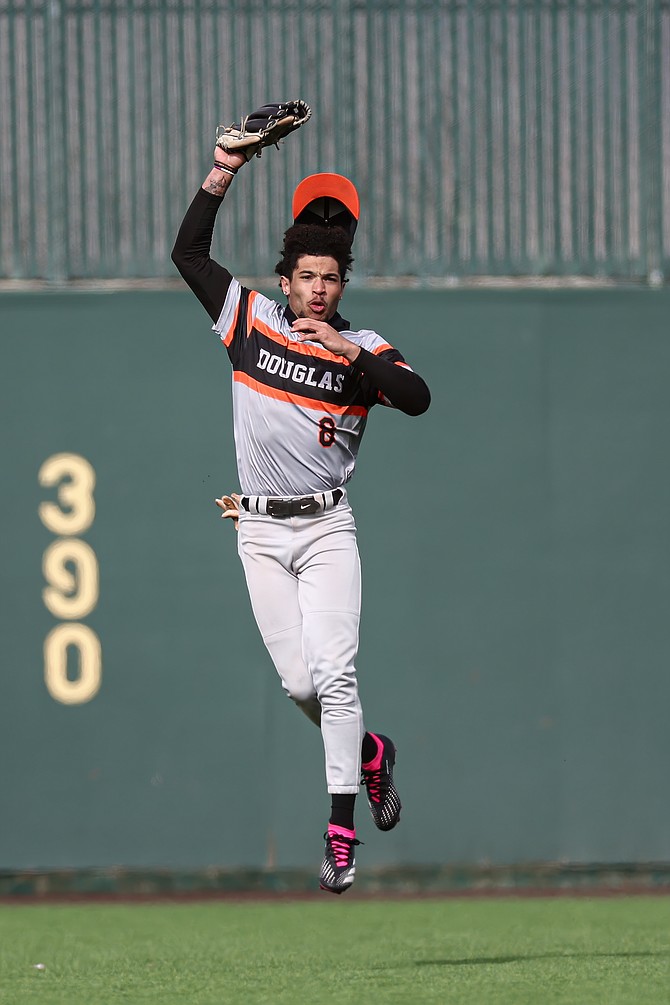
[256,347,346,393]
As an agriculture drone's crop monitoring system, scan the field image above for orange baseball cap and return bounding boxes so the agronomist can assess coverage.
[292,173,360,241]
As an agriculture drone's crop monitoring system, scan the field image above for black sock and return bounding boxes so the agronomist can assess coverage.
[329,793,356,831]
[361,731,378,764]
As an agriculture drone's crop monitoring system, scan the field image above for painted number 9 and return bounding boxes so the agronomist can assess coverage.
[42,538,99,620]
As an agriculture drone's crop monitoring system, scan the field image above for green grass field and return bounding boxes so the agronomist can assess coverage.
[1,896,667,1005]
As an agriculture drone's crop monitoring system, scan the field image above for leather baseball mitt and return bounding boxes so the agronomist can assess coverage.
[215,100,312,161]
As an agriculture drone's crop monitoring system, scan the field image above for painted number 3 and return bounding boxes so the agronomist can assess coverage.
[318,416,336,448]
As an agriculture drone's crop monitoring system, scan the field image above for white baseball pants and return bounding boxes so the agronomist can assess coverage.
[236,492,364,793]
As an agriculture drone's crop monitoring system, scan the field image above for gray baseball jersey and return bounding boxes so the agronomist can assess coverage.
[213,277,412,496]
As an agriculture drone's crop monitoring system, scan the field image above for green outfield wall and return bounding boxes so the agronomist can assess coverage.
[1,287,669,872]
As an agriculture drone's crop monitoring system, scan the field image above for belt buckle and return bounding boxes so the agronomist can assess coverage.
[293,496,319,516]
[267,498,290,518]
[266,496,320,518]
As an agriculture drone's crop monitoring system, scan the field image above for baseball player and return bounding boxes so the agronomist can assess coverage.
[172,103,430,894]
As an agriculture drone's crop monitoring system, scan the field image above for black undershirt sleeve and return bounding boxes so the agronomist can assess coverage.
[171,188,232,322]
[351,348,431,416]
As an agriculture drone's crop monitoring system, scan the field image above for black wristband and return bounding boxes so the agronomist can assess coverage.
[213,162,237,176]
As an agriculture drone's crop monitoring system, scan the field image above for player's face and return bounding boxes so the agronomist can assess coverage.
[281,255,344,322]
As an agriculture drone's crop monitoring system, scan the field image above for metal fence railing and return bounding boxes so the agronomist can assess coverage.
[1,0,668,283]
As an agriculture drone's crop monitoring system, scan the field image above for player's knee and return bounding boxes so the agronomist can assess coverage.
[284,679,318,706]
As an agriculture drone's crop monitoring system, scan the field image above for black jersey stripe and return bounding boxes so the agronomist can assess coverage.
[227,325,374,410]
[233,371,369,416]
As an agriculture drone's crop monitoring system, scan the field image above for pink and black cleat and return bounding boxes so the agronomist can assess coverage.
[361,733,402,831]
[319,826,361,894]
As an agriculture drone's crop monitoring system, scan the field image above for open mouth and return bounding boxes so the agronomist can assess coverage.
[310,302,326,315]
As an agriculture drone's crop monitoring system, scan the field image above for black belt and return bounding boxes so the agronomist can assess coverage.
[241,488,344,518]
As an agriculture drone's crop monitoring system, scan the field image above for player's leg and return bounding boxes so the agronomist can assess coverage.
[295,503,364,796]
[294,504,365,894]
[236,515,321,725]
[238,508,360,893]
[294,505,402,833]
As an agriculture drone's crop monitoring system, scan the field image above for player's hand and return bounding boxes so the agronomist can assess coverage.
[291,318,361,363]
[215,493,242,530]
[213,148,247,171]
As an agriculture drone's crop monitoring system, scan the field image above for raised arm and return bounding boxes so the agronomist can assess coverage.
[171,149,247,322]
[172,101,311,322]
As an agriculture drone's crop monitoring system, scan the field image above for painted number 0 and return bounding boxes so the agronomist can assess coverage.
[44,624,102,705]
[318,416,336,448]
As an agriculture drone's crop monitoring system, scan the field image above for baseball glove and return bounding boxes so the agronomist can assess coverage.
[215,100,312,161]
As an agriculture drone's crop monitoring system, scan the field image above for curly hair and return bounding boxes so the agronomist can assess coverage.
[275,224,354,281]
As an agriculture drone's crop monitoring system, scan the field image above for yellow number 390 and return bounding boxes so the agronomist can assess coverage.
[38,453,101,705]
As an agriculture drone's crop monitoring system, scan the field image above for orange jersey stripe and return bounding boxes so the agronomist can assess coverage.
[246,290,258,335]
[234,370,368,416]
[253,317,354,364]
